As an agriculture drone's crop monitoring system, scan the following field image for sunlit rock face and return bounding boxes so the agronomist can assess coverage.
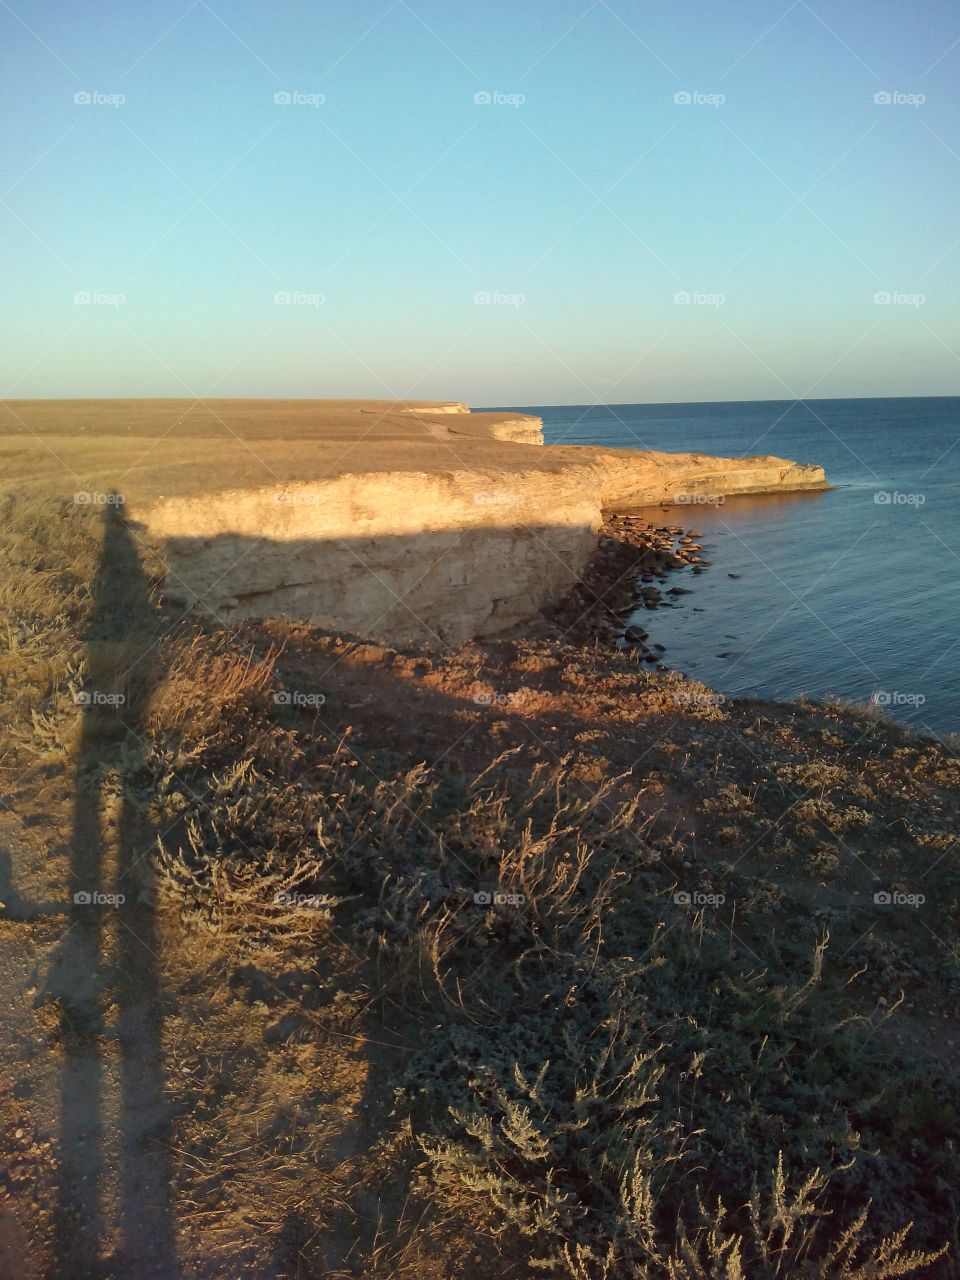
[146,468,601,647]
[130,403,827,649]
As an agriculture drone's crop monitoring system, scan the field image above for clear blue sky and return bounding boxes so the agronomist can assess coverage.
[2,0,958,404]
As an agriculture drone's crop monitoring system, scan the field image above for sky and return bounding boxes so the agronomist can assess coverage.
[2,0,959,405]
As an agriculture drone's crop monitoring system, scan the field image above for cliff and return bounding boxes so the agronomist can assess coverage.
[0,398,828,648]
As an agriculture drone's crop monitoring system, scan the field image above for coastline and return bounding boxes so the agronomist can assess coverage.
[544,510,717,659]
[0,398,828,648]
[0,399,956,1276]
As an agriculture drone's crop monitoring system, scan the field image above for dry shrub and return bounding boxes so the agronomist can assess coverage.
[146,633,277,736]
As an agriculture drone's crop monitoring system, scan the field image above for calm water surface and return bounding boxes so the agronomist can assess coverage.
[508,399,960,736]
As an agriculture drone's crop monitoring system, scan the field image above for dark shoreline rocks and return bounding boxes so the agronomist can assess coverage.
[545,512,711,661]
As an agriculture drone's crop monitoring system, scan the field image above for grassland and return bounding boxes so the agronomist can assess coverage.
[0,415,957,1278]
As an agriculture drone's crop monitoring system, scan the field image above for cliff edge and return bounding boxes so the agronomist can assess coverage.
[0,398,828,647]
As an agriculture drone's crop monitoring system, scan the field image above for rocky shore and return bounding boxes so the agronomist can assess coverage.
[546,511,712,665]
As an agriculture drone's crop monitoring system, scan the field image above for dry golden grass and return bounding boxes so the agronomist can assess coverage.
[0,487,957,1278]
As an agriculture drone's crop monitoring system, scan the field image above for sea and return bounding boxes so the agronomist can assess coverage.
[509,398,959,737]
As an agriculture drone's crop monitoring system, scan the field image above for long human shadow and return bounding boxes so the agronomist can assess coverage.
[51,501,176,1277]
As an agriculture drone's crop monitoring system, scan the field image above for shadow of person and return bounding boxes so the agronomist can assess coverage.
[49,497,177,1278]
[0,846,66,921]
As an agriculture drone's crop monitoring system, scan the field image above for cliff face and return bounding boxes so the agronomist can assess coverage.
[0,396,827,648]
[148,469,600,647]
[592,450,826,507]
[137,406,828,648]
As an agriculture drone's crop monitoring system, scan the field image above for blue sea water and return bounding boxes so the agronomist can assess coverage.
[516,398,960,736]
